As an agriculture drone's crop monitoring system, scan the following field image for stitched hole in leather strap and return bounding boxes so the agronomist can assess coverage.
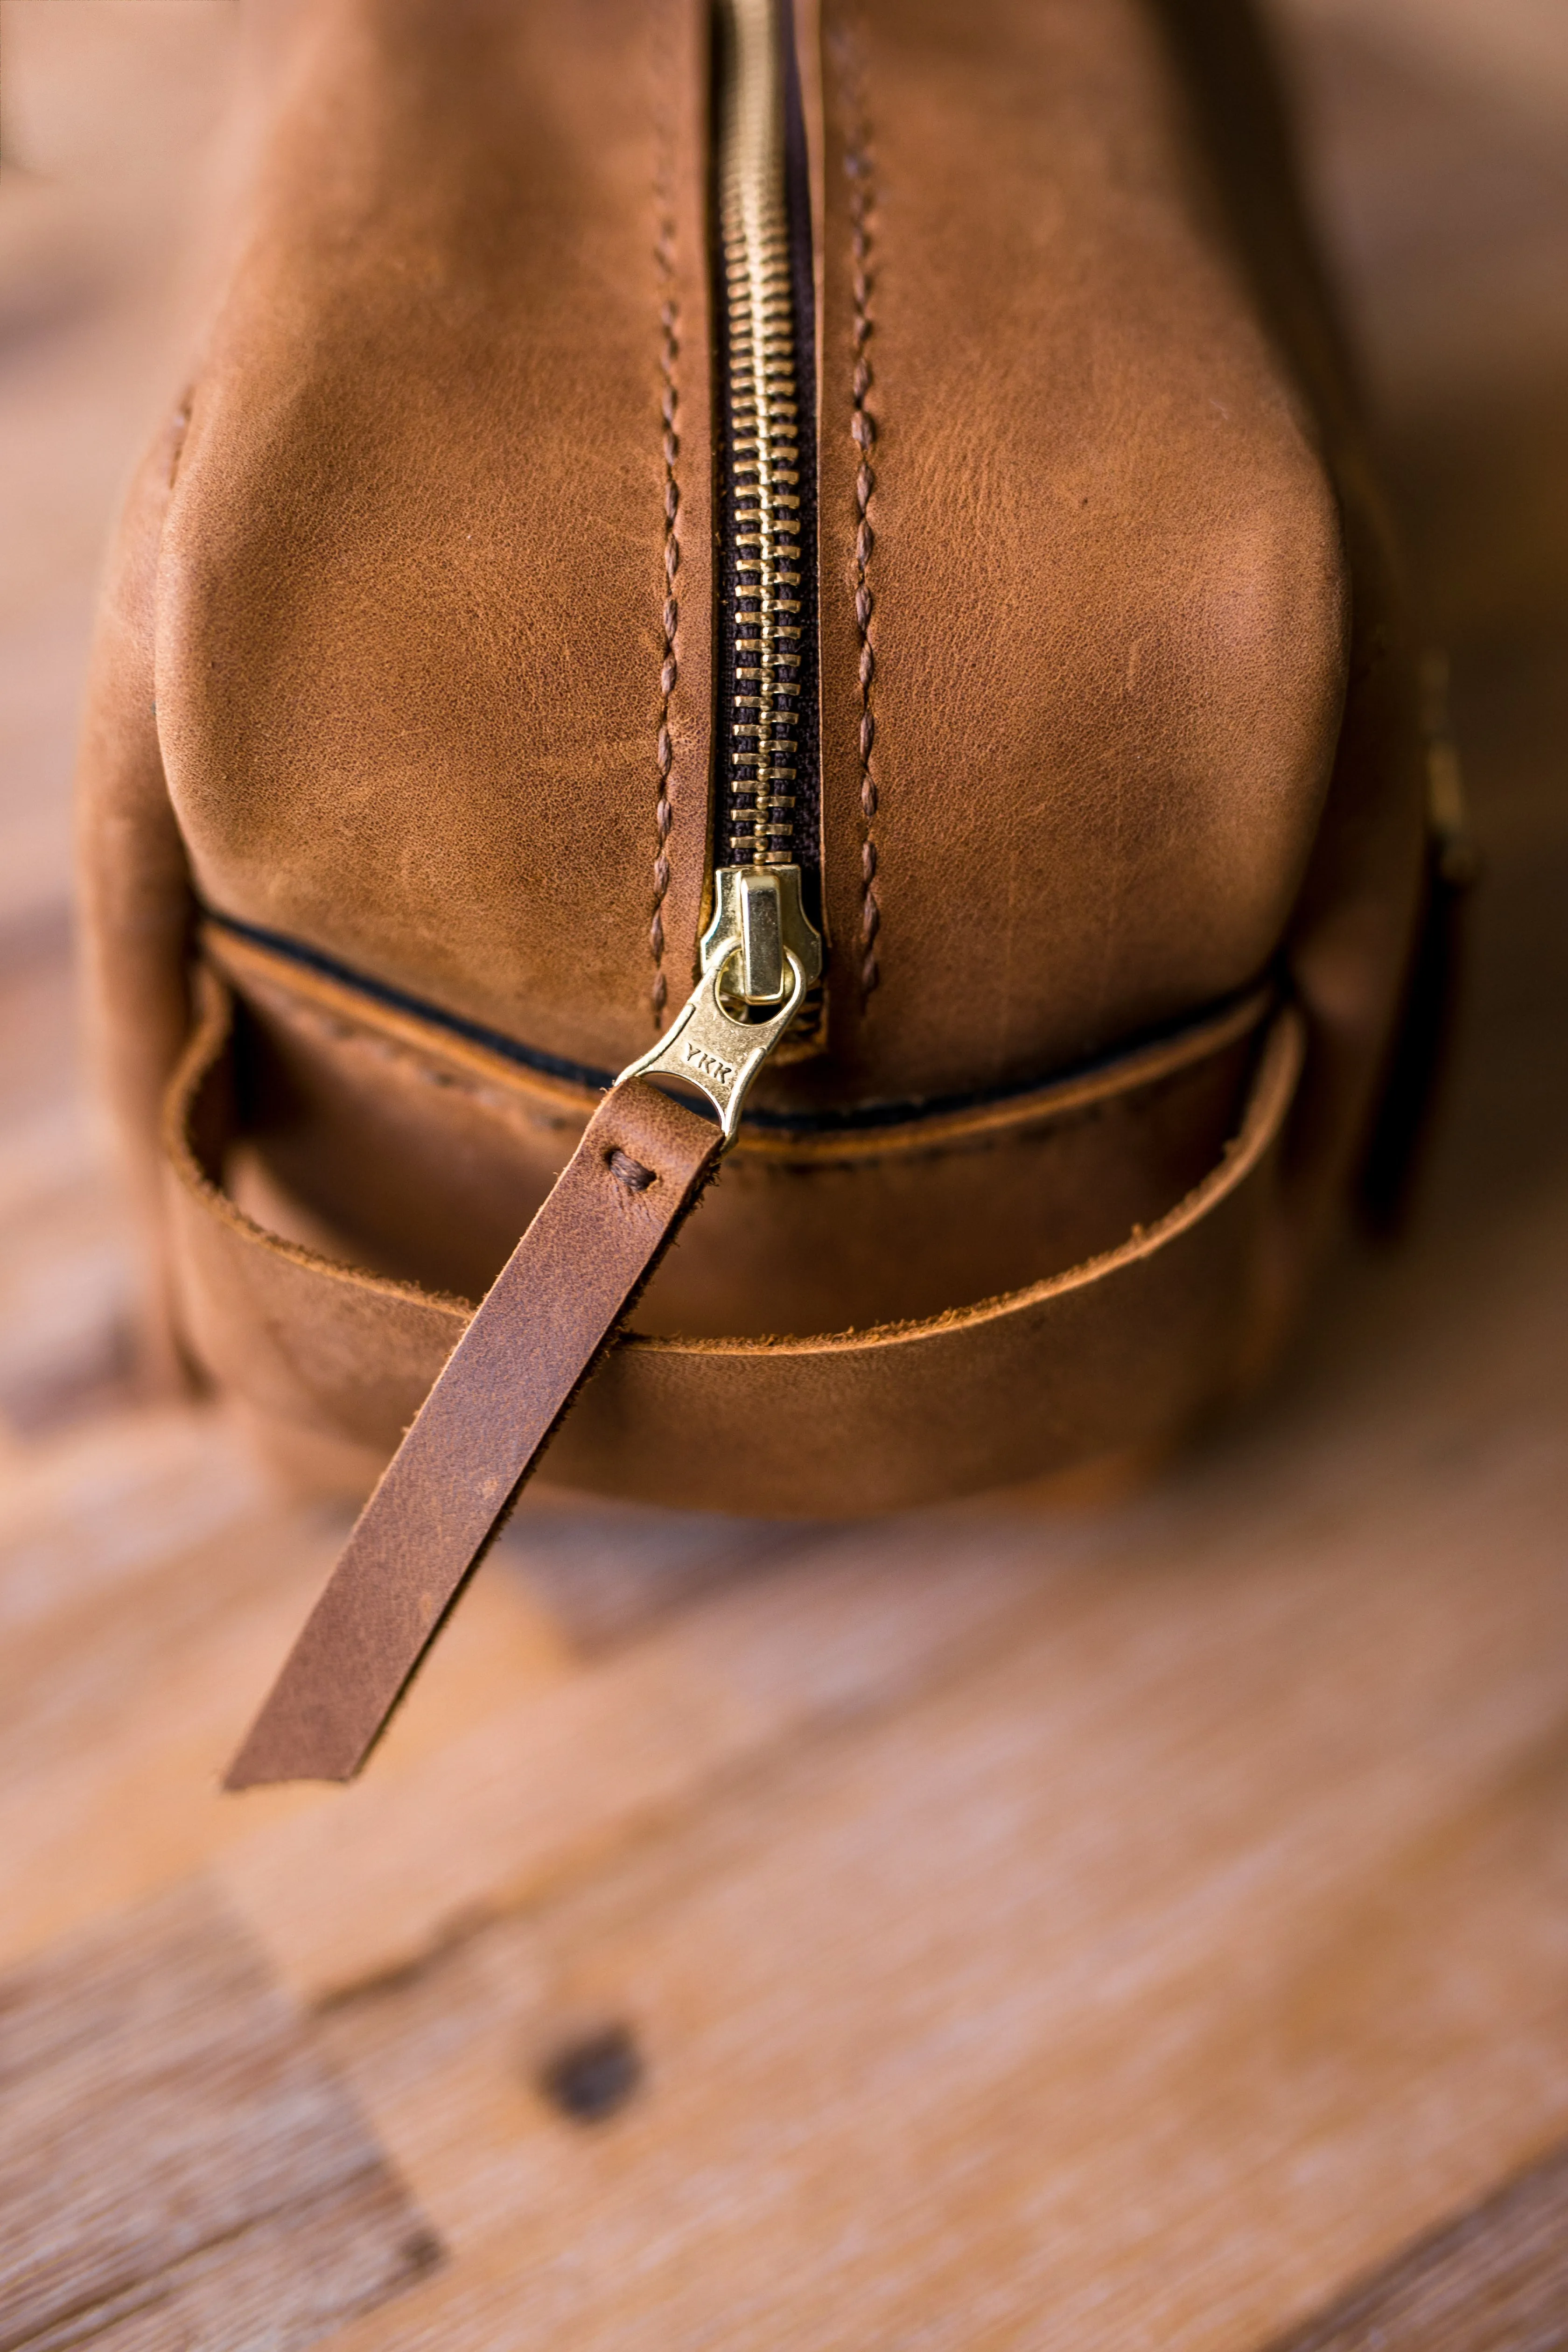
[607,1148,657,1192]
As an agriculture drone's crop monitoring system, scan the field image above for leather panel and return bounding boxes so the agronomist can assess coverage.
[166,968,1304,1516]
[802,0,1346,1105]
[205,924,1272,1339]
[156,0,714,1072]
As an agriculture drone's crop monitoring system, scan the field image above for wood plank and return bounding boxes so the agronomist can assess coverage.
[0,915,136,1440]
[219,1520,1074,2005]
[292,1252,1568,2348]
[1267,2141,1568,2350]
[0,1408,575,1970]
[0,0,242,936]
[0,1879,439,2352]
[220,1065,1568,2009]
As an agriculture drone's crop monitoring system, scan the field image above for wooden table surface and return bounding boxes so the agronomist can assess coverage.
[2,5,1566,2345]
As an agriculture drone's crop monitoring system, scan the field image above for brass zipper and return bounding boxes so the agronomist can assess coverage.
[620,0,823,1135]
[223,0,825,1784]
[717,0,806,871]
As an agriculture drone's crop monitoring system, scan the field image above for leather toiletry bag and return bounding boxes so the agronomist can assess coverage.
[78,0,1449,1779]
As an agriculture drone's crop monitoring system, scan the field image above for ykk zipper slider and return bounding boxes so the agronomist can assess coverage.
[616,862,821,1144]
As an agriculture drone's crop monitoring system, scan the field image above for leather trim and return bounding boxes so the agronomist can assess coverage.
[165,968,1304,1516]
[199,911,1274,1149]
[224,1071,724,1786]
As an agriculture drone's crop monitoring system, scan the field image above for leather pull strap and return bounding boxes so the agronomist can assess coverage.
[224,1077,723,1787]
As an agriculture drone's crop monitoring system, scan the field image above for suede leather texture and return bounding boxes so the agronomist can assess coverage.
[77,0,1428,1511]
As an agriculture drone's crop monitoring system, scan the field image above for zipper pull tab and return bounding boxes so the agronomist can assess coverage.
[229,862,825,1783]
[616,863,821,1144]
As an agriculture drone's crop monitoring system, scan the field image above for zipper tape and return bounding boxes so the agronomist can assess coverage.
[229,0,822,1781]
[224,1076,724,1785]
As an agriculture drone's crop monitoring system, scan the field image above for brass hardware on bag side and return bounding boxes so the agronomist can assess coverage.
[1421,649,1479,889]
[719,0,803,869]
[627,0,823,1141]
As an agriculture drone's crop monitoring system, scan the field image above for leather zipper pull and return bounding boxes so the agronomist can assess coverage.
[225,901,812,1788]
[228,0,828,1787]
[224,1075,723,1786]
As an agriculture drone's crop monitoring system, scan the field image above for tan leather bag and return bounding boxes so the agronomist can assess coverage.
[78,0,1446,1779]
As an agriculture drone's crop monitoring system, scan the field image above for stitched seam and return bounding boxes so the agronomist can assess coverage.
[650,30,682,1029]
[228,974,1245,1173]
[208,911,1270,1134]
[248,992,573,1127]
[708,1088,1217,1179]
[837,20,881,1003]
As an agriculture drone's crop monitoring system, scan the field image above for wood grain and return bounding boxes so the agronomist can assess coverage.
[218,1521,1071,2004]
[1267,2144,1568,2351]
[293,1353,1568,2348]
[0,1880,440,2352]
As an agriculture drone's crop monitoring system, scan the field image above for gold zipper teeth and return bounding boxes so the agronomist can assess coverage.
[718,0,802,866]
[615,0,820,1095]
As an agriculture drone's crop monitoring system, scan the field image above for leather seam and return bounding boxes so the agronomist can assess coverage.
[204,914,1274,1146]
[834,12,881,1005]
[228,964,1256,1168]
[235,986,581,1132]
[625,1009,1306,1356]
[163,971,473,1323]
[710,1056,1253,1178]
[650,17,682,1030]
[165,975,1302,1359]
[218,951,1253,1181]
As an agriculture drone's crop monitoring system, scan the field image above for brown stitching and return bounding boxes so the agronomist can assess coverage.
[607,1148,657,1192]
[650,38,682,1030]
[836,25,881,1003]
[245,991,574,1130]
